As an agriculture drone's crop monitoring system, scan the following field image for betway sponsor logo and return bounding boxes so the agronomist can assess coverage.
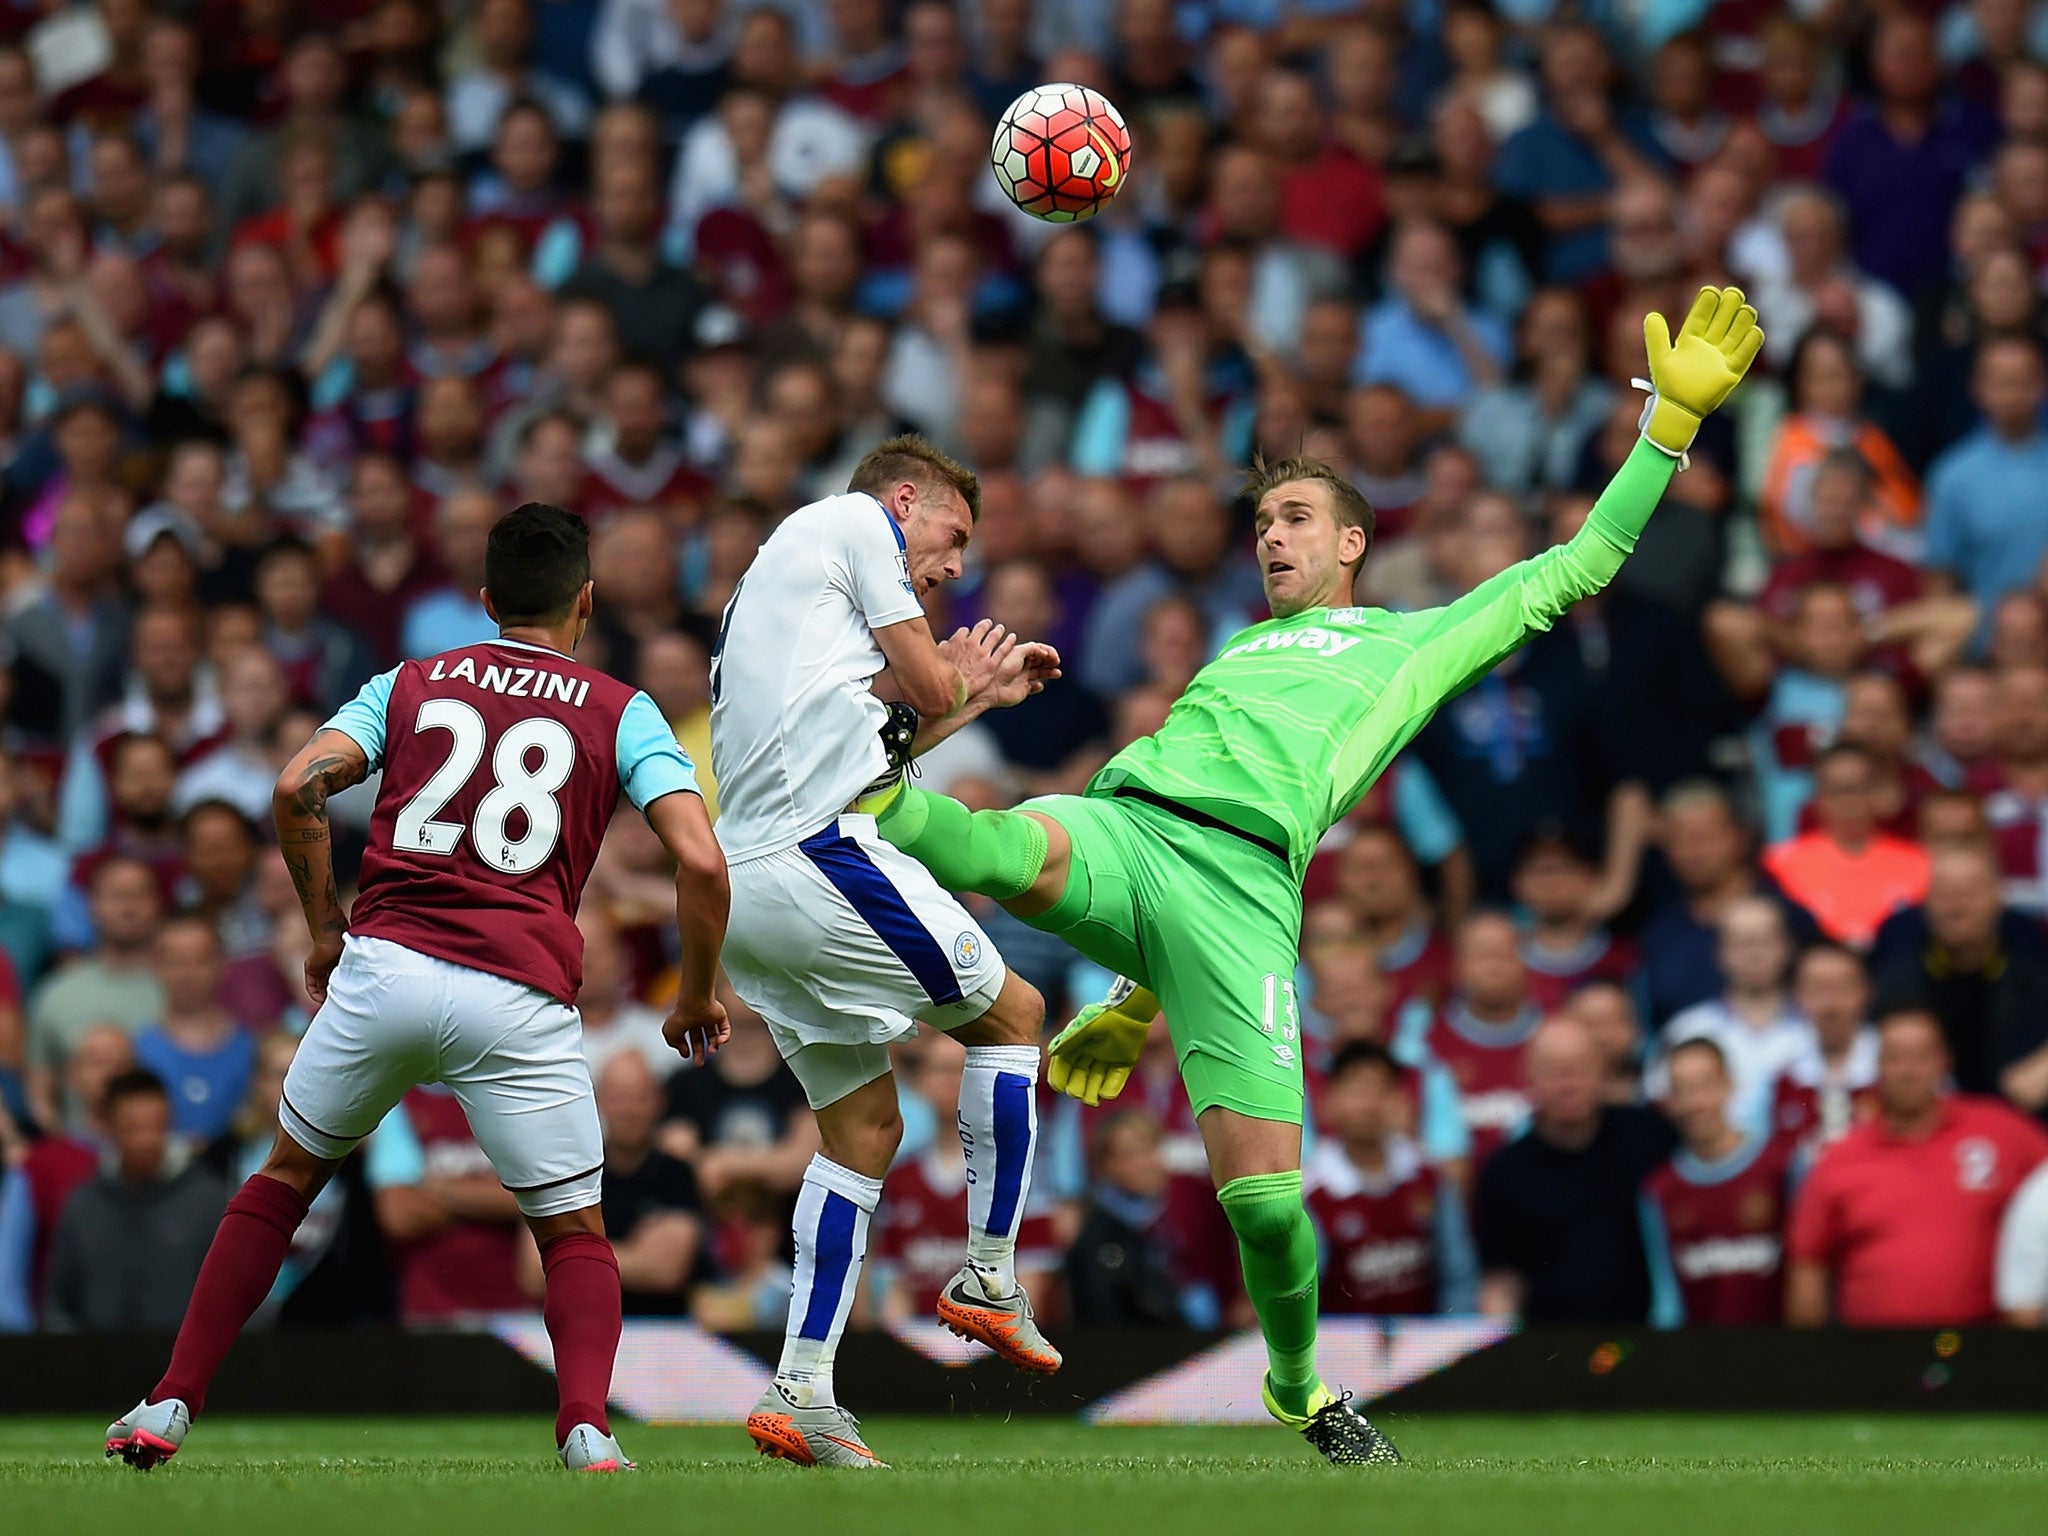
[1345,1239,1433,1288]
[1217,627,1364,662]
[1675,1235,1782,1280]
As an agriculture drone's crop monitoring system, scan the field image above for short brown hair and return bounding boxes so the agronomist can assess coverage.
[1244,456,1375,569]
[848,433,981,521]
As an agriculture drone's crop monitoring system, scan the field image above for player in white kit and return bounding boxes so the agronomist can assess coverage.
[711,436,1060,1468]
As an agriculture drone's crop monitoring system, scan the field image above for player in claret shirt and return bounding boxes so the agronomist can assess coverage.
[105,503,731,1474]
[1641,1037,1796,1326]
[861,288,1764,1462]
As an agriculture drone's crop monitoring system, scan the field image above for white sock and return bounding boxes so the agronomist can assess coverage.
[959,1044,1040,1297]
[774,1154,881,1409]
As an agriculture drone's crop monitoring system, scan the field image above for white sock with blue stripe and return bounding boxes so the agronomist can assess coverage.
[774,1154,881,1409]
[959,1044,1041,1298]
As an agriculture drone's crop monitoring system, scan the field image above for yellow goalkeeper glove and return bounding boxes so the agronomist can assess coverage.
[1045,978,1158,1107]
[1638,285,1766,459]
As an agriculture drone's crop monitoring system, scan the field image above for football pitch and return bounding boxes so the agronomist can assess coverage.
[2,1415,2041,1536]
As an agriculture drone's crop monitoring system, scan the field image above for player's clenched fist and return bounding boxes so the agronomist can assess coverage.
[1639,285,1765,458]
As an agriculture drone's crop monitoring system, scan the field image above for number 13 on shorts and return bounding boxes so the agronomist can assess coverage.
[1261,972,1299,1068]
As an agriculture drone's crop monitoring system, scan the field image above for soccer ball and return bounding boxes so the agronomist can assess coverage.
[989,83,1133,223]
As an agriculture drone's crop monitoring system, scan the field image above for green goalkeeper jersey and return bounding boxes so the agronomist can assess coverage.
[1090,441,1678,880]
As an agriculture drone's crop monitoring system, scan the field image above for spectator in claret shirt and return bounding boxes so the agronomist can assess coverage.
[1706,581,1862,845]
[1776,942,1880,1148]
[320,454,446,670]
[1394,912,1542,1169]
[1924,663,2002,789]
[1641,1037,1796,1328]
[582,360,708,523]
[1788,1009,2048,1327]
[1756,451,1921,628]
[1970,665,2048,912]
[1305,1041,1476,1315]
[252,538,377,715]
[1332,824,1453,1017]
[365,1085,528,1324]
[585,510,683,690]
[1252,64,1383,261]
[1793,673,1944,842]
[64,733,186,926]
[1512,828,1633,1013]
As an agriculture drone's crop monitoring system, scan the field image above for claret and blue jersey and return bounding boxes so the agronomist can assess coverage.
[321,636,699,1005]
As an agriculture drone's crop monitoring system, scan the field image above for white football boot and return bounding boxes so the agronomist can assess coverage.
[559,1423,636,1472]
[105,1398,191,1470]
[745,1383,888,1468]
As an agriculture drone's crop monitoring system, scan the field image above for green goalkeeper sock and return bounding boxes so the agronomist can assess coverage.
[873,785,1049,901]
[1218,1171,1322,1419]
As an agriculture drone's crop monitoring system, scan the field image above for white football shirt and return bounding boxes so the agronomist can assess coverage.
[710,492,926,861]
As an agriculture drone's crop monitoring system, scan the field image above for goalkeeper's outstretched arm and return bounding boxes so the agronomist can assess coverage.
[1380,287,1762,715]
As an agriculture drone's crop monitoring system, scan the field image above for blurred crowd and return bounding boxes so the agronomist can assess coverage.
[8,0,2048,1333]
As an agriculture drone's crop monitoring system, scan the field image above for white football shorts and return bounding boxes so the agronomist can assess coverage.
[279,933,601,1217]
[720,813,1007,1108]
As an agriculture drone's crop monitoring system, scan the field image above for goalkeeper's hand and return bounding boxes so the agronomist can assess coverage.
[1638,285,1765,459]
[1046,982,1157,1106]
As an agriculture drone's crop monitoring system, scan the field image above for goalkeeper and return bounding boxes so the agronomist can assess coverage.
[862,288,1763,1464]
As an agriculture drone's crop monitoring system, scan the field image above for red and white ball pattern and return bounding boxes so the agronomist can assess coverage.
[990,83,1133,224]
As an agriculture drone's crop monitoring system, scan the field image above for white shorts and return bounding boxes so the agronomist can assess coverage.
[279,934,601,1218]
[722,813,1006,1108]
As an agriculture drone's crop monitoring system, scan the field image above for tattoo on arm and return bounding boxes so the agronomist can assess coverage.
[278,843,344,938]
[283,753,364,820]
[277,743,364,941]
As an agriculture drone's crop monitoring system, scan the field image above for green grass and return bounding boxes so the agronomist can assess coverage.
[1,1415,2043,1536]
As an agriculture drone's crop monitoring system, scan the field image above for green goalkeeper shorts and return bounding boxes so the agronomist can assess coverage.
[1018,788,1306,1125]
